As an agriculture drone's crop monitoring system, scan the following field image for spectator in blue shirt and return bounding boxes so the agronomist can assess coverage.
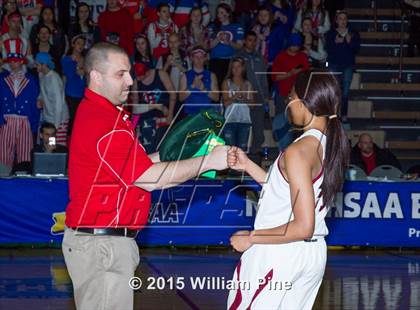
[209,3,244,87]
[325,10,360,120]
[271,0,295,32]
[252,6,289,65]
[61,35,86,135]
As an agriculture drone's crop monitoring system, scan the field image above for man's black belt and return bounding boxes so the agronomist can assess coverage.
[70,227,139,238]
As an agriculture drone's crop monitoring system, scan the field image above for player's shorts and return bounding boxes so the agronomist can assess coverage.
[227,237,327,310]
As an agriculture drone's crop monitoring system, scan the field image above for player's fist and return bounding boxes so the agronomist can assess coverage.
[228,146,249,172]
[230,230,252,252]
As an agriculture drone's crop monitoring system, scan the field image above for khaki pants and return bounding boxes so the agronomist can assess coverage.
[62,228,140,310]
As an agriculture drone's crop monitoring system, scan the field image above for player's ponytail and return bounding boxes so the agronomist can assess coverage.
[294,69,350,207]
[323,115,349,206]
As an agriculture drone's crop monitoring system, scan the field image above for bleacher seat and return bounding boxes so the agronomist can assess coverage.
[370,165,403,178]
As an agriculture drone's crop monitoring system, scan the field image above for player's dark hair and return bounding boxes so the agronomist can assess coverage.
[294,69,350,207]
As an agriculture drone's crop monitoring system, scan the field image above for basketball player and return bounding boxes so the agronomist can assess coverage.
[226,70,350,309]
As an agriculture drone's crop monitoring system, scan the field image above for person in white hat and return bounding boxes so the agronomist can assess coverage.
[0,37,40,176]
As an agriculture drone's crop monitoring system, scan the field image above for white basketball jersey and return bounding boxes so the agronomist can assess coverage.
[254,129,329,237]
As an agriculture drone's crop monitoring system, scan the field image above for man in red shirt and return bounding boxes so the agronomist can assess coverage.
[350,133,401,175]
[98,0,135,55]
[62,42,229,310]
[271,33,309,150]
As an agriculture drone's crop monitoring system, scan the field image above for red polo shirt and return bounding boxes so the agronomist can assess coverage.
[65,88,153,229]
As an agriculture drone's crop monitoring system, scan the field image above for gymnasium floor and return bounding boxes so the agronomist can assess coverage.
[0,248,419,310]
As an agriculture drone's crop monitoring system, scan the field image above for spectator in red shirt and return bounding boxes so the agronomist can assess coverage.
[62,42,230,310]
[271,33,309,150]
[98,0,135,55]
[350,133,401,175]
[272,34,310,108]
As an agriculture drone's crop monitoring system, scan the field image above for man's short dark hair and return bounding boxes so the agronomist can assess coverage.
[157,2,170,11]
[245,31,257,39]
[84,42,127,84]
[40,122,56,133]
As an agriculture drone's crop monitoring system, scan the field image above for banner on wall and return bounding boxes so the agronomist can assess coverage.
[0,178,419,247]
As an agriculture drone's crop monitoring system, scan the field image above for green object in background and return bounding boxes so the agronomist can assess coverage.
[192,133,225,179]
[159,109,225,161]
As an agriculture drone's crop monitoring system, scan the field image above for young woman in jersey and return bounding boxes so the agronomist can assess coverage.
[226,69,349,310]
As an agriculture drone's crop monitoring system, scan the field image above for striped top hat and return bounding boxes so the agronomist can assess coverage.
[4,38,26,63]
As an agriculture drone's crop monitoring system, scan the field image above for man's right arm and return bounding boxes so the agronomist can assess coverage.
[135,146,229,191]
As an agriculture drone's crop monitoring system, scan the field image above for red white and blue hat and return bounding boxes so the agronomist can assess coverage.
[3,38,26,63]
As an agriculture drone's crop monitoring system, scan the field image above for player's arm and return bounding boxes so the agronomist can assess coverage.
[251,143,316,243]
[135,146,229,191]
[230,142,316,251]
[228,146,267,185]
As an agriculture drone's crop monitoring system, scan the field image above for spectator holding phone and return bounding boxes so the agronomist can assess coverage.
[32,122,68,154]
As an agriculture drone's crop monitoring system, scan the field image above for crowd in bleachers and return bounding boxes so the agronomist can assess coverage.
[0,0,365,176]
